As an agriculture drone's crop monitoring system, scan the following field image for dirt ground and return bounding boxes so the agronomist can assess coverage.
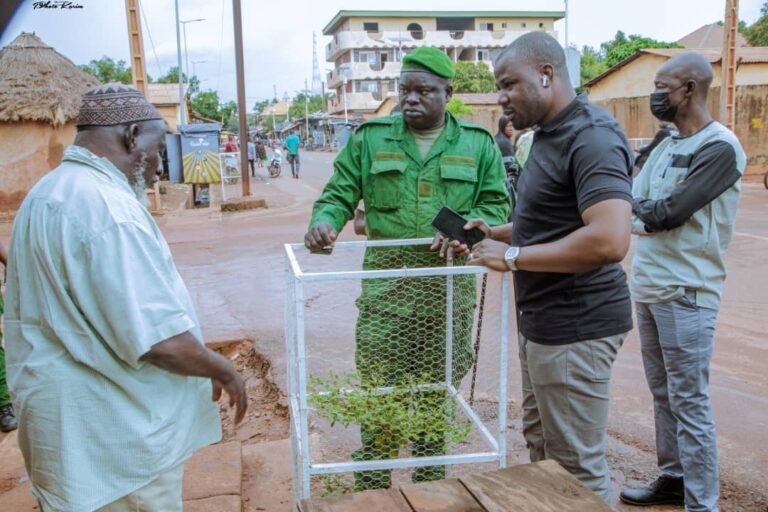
[1,152,766,510]
[214,340,289,445]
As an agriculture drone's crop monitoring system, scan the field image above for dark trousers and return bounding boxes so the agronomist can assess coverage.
[287,153,300,177]
[248,159,255,176]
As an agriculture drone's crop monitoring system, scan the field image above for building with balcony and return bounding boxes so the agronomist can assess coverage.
[323,10,564,117]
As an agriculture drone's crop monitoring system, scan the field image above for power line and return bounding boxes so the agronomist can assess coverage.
[138,0,164,79]
[216,0,226,90]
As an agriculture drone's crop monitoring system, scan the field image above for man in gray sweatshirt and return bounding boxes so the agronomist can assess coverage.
[620,53,746,512]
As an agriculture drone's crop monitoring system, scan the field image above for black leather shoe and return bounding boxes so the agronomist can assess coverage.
[620,475,685,506]
[0,404,18,432]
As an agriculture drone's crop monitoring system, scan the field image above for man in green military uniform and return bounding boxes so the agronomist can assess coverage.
[305,47,509,489]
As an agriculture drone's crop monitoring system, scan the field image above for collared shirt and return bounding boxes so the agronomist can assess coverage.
[4,145,220,511]
[309,112,510,316]
[310,112,509,240]
[631,121,745,308]
[512,94,634,345]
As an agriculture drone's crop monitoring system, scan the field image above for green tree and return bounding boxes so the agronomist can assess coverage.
[219,100,237,127]
[190,90,220,121]
[261,115,285,134]
[253,99,270,115]
[744,1,768,46]
[452,62,496,93]
[601,31,681,68]
[80,56,133,84]
[739,20,749,33]
[155,66,200,94]
[579,45,608,86]
[445,97,474,116]
[288,93,327,119]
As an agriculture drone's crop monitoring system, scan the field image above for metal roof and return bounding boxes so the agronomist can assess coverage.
[323,10,565,35]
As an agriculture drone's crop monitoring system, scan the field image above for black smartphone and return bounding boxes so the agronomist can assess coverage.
[431,207,485,249]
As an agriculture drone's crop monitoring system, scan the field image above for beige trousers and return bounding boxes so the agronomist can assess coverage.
[39,463,185,512]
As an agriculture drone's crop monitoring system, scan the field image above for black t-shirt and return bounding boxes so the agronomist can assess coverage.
[512,94,633,345]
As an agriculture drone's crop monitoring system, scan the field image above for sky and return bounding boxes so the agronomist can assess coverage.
[1,0,764,105]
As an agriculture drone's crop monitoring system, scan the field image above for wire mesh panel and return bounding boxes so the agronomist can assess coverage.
[218,152,243,203]
[285,239,509,503]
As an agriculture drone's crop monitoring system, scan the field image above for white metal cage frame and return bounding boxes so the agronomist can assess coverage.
[284,238,510,504]
[218,151,242,203]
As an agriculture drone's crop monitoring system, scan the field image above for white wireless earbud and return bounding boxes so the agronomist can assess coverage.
[542,75,550,87]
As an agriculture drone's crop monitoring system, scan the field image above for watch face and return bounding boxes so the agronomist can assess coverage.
[505,247,519,270]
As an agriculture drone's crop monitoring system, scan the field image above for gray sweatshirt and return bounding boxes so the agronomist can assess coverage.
[630,121,746,309]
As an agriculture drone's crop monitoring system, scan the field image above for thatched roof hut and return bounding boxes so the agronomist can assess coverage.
[0,32,99,213]
[0,32,98,126]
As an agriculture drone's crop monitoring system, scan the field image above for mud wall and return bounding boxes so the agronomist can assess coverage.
[0,121,76,211]
[457,104,503,135]
[594,85,768,172]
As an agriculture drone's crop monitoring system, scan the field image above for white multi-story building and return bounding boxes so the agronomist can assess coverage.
[323,10,565,117]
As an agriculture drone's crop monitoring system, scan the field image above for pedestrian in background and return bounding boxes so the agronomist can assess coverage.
[495,115,516,158]
[247,136,256,177]
[284,130,301,179]
[255,138,267,167]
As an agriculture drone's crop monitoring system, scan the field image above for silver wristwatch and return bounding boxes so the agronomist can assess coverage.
[504,246,521,271]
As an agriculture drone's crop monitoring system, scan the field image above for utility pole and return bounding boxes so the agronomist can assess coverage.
[304,79,310,142]
[564,0,569,50]
[124,0,148,96]
[174,0,185,125]
[720,0,738,130]
[232,0,250,197]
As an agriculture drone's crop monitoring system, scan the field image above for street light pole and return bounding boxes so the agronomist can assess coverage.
[564,0,569,50]
[191,59,206,78]
[180,18,204,86]
[340,65,349,123]
[174,0,184,125]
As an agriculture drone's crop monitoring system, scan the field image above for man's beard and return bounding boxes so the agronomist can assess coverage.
[131,152,150,207]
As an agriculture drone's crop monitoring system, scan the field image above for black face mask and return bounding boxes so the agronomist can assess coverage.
[650,84,687,122]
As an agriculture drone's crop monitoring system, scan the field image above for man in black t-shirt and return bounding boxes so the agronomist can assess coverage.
[449,32,633,504]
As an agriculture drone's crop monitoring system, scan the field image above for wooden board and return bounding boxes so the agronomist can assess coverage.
[401,479,485,512]
[299,488,413,512]
[459,460,614,512]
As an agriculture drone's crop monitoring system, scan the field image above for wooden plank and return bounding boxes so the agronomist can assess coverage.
[401,479,485,512]
[459,460,613,512]
[299,488,414,512]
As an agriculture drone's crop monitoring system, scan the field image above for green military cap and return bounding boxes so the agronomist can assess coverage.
[401,47,455,79]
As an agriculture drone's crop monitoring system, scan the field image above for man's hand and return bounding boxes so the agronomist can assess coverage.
[212,370,248,425]
[467,238,511,272]
[429,232,452,258]
[0,239,7,267]
[304,223,338,252]
[437,219,493,259]
[141,332,250,426]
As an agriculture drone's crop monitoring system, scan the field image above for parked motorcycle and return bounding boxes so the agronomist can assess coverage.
[269,149,282,178]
